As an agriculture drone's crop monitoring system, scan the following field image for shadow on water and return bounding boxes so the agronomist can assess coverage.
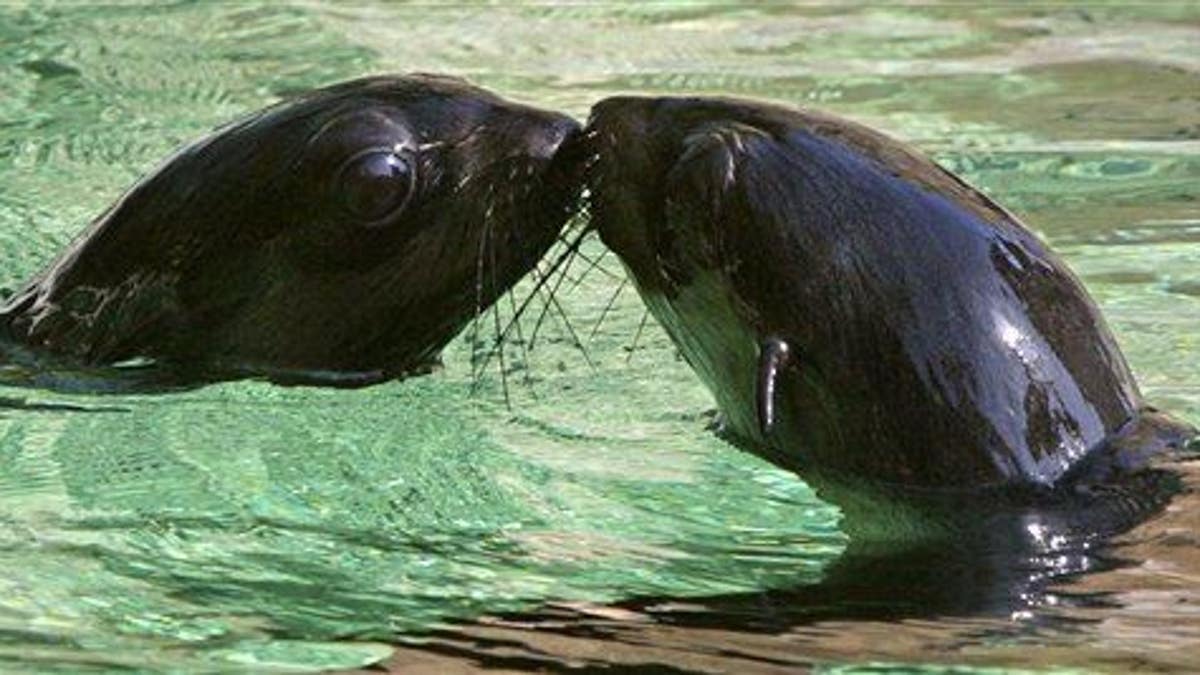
[385,462,1199,673]
[650,474,1178,619]
[0,336,201,397]
[0,396,128,414]
[0,338,143,412]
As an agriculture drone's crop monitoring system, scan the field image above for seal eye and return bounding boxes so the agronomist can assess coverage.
[336,149,415,223]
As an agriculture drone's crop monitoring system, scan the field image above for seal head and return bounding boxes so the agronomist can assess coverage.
[586,95,1195,490]
[1,75,583,386]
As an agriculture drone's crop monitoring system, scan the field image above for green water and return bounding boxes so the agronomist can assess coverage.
[0,2,1198,672]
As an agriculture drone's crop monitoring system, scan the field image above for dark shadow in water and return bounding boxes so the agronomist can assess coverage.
[0,335,417,395]
[0,338,203,396]
[394,466,1189,673]
[0,395,129,414]
[618,466,1183,630]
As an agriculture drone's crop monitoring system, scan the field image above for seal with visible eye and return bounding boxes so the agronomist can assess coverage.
[0,74,583,388]
[586,95,1196,494]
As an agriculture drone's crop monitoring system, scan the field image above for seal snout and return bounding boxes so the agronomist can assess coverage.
[581,97,666,199]
[583,97,657,162]
[509,110,581,163]
[540,114,583,161]
[490,110,584,207]
[581,97,683,295]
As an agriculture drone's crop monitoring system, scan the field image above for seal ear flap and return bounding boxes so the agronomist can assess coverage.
[757,336,792,436]
[669,121,774,217]
[661,123,779,279]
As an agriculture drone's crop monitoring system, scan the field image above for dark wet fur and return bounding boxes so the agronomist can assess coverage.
[584,95,1197,492]
[575,94,1200,630]
[0,75,584,392]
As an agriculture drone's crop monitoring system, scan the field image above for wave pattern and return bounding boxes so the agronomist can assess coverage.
[0,1,1197,672]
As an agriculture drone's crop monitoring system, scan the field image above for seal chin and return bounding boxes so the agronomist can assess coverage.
[0,75,584,388]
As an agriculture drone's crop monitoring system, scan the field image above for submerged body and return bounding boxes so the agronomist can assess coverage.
[586,95,1195,492]
[0,75,583,388]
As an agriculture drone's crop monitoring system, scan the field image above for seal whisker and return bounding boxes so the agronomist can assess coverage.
[523,219,591,351]
[490,183,540,400]
[468,197,494,384]
[470,221,590,386]
[487,294,513,410]
[589,277,628,342]
[541,280,596,372]
[486,215,512,410]
[527,236,583,351]
[567,246,623,291]
[506,288,538,398]
[625,309,651,364]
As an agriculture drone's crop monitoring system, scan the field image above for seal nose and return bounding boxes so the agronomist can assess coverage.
[580,96,666,191]
[585,96,656,140]
[529,113,582,161]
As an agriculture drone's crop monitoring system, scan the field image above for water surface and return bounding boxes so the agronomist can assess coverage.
[0,2,1197,672]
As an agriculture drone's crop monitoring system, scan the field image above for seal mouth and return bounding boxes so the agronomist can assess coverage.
[529,113,582,164]
[537,115,587,214]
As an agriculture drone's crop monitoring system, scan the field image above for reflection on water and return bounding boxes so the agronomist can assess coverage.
[395,462,1200,673]
[0,1,1198,672]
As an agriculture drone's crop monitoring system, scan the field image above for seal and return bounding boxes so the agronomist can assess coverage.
[0,74,583,388]
[585,95,1196,492]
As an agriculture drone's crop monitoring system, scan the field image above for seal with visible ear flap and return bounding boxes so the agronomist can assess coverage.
[585,95,1197,495]
[0,74,584,389]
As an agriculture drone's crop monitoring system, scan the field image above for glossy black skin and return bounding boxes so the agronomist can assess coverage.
[0,75,583,388]
[587,95,1196,492]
